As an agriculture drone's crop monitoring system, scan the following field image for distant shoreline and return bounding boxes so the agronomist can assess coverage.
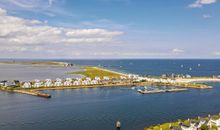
[0,61,71,67]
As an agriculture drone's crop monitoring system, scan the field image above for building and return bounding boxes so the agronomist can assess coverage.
[186,74,192,78]
[94,77,101,81]
[207,116,220,128]
[128,74,139,79]
[180,119,206,130]
[85,77,92,81]
[54,78,63,87]
[0,80,7,87]
[82,80,90,85]
[120,76,127,80]
[33,79,42,88]
[22,82,32,88]
[64,78,72,86]
[44,79,53,87]
[73,80,80,85]
[91,80,98,85]
[103,76,110,81]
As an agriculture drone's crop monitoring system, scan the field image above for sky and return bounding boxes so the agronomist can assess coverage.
[0,0,220,59]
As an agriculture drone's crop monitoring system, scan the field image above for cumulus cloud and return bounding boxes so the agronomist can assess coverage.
[172,48,185,53]
[189,0,217,8]
[0,8,123,53]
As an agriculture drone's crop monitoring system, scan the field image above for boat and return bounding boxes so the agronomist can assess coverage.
[37,93,51,98]
[131,87,136,90]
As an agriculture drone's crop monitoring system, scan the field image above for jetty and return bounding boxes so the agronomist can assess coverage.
[13,90,51,98]
[137,88,187,94]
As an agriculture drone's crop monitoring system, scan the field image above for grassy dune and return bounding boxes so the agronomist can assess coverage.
[69,67,123,79]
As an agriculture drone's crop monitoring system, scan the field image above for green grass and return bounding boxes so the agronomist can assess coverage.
[69,67,123,79]
[145,115,220,130]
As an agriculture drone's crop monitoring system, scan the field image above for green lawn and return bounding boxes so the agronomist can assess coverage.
[69,67,123,79]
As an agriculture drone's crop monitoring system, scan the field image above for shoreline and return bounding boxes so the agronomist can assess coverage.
[0,61,71,67]
[176,78,220,83]
[0,80,214,98]
[0,63,220,98]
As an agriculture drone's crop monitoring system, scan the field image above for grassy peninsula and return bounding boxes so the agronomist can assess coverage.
[69,66,125,78]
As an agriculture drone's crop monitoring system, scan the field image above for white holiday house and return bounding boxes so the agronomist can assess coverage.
[22,82,32,88]
[54,78,63,87]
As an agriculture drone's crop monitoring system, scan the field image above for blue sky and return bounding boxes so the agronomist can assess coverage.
[0,0,219,59]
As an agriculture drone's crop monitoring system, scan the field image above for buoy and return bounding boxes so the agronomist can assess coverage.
[116,121,121,130]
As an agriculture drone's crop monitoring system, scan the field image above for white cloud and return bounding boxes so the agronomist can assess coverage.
[213,51,220,55]
[172,48,185,53]
[203,14,212,18]
[0,8,123,50]
[189,0,217,8]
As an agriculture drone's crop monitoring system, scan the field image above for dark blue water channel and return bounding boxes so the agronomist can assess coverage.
[0,82,220,130]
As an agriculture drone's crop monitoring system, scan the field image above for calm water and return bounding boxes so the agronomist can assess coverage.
[0,63,83,81]
[61,59,220,76]
[0,59,220,130]
[0,83,220,130]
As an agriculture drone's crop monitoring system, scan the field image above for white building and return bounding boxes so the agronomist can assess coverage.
[64,78,72,86]
[33,79,42,88]
[44,79,53,87]
[103,76,110,81]
[208,117,220,128]
[86,77,91,81]
[120,76,127,80]
[73,80,81,85]
[22,82,31,88]
[181,119,206,130]
[76,78,82,81]
[94,77,101,81]
[54,78,63,87]
[91,80,98,85]
[128,74,139,79]
[82,80,90,85]
[186,74,192,78]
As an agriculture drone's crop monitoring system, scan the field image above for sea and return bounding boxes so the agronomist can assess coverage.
[0,59,220,130]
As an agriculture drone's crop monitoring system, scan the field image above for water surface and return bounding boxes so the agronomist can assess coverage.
[0,82,220,130]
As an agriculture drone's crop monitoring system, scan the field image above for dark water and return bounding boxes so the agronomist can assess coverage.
[1,59,220,130]
[0,83,220,130]
[59,59,220,76]
[0,64,82,81]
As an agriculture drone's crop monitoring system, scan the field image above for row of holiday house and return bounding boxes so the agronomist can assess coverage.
[169,114,220,130]
[0,74,140,89]
[22,77,104,88]
[1,73,193,89]
[21,75,138,89]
